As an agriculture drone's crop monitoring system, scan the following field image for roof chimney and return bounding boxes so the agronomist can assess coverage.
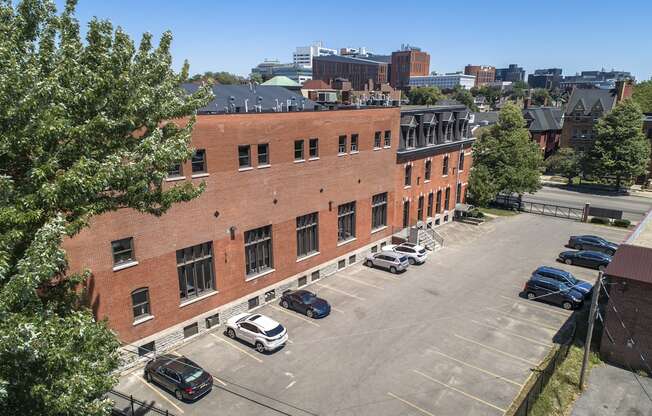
[615,79,633,103]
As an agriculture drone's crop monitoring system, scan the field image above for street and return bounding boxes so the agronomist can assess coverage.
[115,214,629,416]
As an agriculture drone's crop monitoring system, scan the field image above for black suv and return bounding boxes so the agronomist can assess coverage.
[523,276,584,310]
[568,235,618,256]
[144,355,213,401]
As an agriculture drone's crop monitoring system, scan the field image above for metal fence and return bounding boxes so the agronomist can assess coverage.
[109,390,176,416]
[494,195,585,221]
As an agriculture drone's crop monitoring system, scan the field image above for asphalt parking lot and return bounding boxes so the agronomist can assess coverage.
[115,214,630,416]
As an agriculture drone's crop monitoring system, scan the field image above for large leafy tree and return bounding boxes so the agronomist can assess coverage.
[632,80,652,113]
[468,102,544,205]
[585,100,650,188]
[546,147,582,184]
[0,1,212,415]
[407,86,444,105]
[471,85,501,109]
[531,88,550,106]
[450,86,477,111]
[189,70,244,85]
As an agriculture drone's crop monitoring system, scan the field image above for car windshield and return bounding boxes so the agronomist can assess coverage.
[182,368,204,383]
[300,292,316,303]
[265,324,285,337]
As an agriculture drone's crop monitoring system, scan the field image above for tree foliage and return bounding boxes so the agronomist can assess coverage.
[507,80,528,101]
[450,86,477,111]
[471,85,501,109]
[531,88,550,106]
[585,100,650,188]
[189,71,244,85]
[546,148,582,184]
[0,1,212,414]
[407,86,444,105]
[468,102,544,205]
[632,80,652,113]
[249,72,263,84]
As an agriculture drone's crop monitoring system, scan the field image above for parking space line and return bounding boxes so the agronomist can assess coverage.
[213,377,228,386]
[359,270,400,281]
[387,392,437,416]
[135,375,185,414]
[454,334,539,366]
[209,333,263,363]
[285,380,296,390]
[270,305,320,327]
[413,370,506,413]
[469,320,552,348]
[498,295,571,318]
[427,348,523,387]
[339,275,384,289]
[331,307,345,314]
[314,283,366,300]
[488,309,560,332]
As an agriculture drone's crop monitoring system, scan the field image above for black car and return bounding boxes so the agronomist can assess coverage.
[531,266,593,298]
[144,355,213,401]
[568,235,618,256]
[523,276,584,310]
[558,250,612,271]
[280,289,331,318]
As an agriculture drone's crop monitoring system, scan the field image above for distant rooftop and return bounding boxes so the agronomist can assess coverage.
[313,54,391,65]
[261,76,301,87]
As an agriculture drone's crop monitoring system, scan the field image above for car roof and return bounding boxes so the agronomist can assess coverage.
[157,355,199,373]
[381,251,404,259]
[249,314,280,331]
[579,250,610,257]
[535,266,571,277]
[399,242,425,250]
[293,289,314,297]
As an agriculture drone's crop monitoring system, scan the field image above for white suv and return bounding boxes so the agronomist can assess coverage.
[383,242,428,265]
[225,313,288,353]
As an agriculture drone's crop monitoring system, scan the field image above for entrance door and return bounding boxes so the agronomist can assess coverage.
[403,201,410,228]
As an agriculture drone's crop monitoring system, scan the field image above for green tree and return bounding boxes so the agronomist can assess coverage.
[471,85,501,109]
[585,100,650,188]
[632,80,652,113]
[468,102,544,205]
[507,81,528,102]
[249,72,263,84]
[190,71,244,85]
[531,88,550,106]
[546,148,582,184]
[0,1,212,415]
[450,86,477,111]
[407,86,444,105]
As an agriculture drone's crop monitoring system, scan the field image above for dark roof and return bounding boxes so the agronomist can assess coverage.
[400,115,417,126]
[523,107,563,132]
[565,88,617,116]
[472,111,499,125]
[422,113,437,124]
[182,84,320,114]
[605,244,652,284]
[313,54,389,66]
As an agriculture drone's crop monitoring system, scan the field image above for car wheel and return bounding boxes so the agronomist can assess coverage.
[565,258,573,265]
[390,266,397,274]
[306,309,314,318]
[144,371,152,382]
[526,292,536,300]
[175,389,183,401]
[255,342,265,353]
[408,258,415,265]
[281,300,289,309]
[562,301,573,310]
[365,260,373,267]
[598,265,606,272]
[226,328,236,339]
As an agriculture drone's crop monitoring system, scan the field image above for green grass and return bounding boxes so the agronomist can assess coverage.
[479,207,519,217]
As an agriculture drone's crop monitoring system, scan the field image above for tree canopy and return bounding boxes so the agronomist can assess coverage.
[585,100,650,188]
[468,102,544,205]
[471,85,501,109]
[450,86,477,111]
[407,86,444,106]
[531,89,550,106]
[546,147,582,184]
[0,1,211,414]
[632,80,652,113]
[189,71,245,85]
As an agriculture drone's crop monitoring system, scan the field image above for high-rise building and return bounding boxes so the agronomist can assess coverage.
[390,44,430,90]
[528,68,563,90]
[312,54,391,90]
[293,42,337,69]
[560,70,634,90]
[251,59,312,84]
[408,73,476,90]
[495,64,525,83]
[464,65,496,87]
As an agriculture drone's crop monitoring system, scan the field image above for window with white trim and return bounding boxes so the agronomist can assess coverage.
[245,225,273,276]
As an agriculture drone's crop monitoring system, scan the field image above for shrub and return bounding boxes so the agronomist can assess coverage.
[590,217,611,225]
[613,219,631,228]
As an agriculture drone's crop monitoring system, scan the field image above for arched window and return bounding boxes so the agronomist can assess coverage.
[131,288,151,320]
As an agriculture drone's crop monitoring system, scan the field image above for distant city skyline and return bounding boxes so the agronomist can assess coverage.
[60,0,651,81]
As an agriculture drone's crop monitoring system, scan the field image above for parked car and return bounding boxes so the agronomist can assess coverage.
[365,251,409,273]
[382,242,428,265]
[144,355,213,401]
[280,289,331,318]
[225,313,288,353]
[523,276,584,310]
[531,266,593,298]
[558,250,612,271]
[568,235,618,255]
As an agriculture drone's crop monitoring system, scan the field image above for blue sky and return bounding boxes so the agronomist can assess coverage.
[61,0,651,80]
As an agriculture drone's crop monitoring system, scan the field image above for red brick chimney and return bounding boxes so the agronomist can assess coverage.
[615,79,634,102]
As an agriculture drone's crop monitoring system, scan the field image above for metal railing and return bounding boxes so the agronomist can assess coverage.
[425,226,445,248]
[109,389,177,416]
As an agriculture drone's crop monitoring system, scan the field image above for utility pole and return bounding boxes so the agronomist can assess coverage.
[580,271,603,390]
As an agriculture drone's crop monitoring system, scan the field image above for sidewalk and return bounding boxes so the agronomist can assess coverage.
[571,364,652,416]
[540,175,652,198]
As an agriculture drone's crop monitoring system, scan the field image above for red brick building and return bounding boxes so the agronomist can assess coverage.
[523,106,563,158]
[312,54,390,91]
[390,46,430,91]
[63,85,473,360]
[464,65,496,87]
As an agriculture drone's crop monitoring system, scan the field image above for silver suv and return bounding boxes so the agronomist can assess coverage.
[383,243,428,265]
[365,251,409,273]
[225,313,288,353]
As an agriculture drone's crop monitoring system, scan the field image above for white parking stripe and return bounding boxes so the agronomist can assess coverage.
[387,392,437,416]
[427,348,523,387]
[339,275,384,289]
[314,283,365,300]
[499,295,571,318]
[135,375,185,414]
[270,305,320,327]
[209,333,263,363]
[469,320,552,348]
[285,380,296,390]
[454,334,539,366]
